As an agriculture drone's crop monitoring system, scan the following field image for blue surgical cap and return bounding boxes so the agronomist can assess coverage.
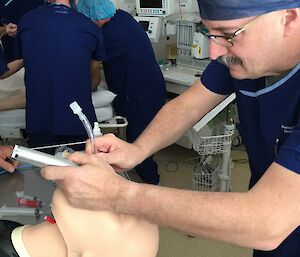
[197,0,300,20]
[77,0,116,20]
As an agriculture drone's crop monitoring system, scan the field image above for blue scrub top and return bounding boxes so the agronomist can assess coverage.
[102,10,166,120]
[16,4,106,135]
[0,47,8,75]
[201,60,300,255]
[0,0,45,62]
[202,60,300,186]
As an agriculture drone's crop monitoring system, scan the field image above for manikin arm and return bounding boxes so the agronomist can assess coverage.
[0,91,26,111]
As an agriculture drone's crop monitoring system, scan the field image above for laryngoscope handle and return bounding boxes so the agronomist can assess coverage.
[11,145,78,168]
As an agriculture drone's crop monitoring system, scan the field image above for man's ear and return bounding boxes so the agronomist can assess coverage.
[283,8,300,36]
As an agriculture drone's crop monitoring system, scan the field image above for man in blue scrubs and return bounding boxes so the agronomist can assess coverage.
[15,0,106,152]
[77,0,166,184]
[0,0,45,62]
[41,0,300,256]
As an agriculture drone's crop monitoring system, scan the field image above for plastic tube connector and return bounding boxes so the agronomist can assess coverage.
[93,122,102,137]
[69,101,83,116]
[69,101,96,154]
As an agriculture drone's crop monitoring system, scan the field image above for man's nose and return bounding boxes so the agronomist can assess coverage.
[209,41,229,60]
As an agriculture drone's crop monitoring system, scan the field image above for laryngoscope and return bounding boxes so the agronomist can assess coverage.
[11,145,78,168]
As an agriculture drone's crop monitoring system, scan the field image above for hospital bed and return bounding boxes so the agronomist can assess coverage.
[0,103,114,139]
[0,71,120,140]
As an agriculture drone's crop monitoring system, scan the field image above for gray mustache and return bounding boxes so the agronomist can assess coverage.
[217,56,242,67]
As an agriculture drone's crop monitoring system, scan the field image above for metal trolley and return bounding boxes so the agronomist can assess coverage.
[188,123,235,192]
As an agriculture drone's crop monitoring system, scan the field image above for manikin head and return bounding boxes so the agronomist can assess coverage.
[7,188,158,257]
[197,0,300,79]
[51,189,159,257]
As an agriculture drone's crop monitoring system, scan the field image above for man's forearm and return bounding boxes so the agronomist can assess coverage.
[120,183,263,249]
[133,97,196,158]
[134,81,226,159]
[117,163,300,250]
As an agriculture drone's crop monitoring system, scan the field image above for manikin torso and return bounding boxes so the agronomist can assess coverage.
[21,189,159,257]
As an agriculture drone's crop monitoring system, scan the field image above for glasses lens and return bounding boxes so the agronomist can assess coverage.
[210,36,233,47]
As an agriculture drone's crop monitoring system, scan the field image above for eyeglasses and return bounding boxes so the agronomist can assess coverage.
[200,15,264,47]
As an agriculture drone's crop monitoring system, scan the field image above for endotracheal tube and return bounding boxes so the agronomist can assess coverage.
[69,101,96,154]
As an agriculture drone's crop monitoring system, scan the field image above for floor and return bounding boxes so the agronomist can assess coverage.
[141,144,253,257]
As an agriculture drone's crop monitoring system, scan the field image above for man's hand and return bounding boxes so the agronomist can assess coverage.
[5,23,17,37]
[41,152,129,211]
[0,145,19,172]
[85,133,145,172]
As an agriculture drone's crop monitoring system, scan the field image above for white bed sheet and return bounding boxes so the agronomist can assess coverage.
[0,105,113,139]
[0,74,116,138]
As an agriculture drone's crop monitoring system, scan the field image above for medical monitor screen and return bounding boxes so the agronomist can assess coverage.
[140,0,162,8]
[138,21,150,31]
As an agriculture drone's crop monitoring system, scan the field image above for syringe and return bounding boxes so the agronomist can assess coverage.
[0,205,42,218]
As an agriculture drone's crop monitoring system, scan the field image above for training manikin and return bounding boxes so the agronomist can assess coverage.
[0,189,159,257]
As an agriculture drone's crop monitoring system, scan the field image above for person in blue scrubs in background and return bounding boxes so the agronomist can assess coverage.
[0,47,8,75]
[76,0,166,185]
[15,0,106,153]
[0,0,45,62]
[41,0,300,256]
